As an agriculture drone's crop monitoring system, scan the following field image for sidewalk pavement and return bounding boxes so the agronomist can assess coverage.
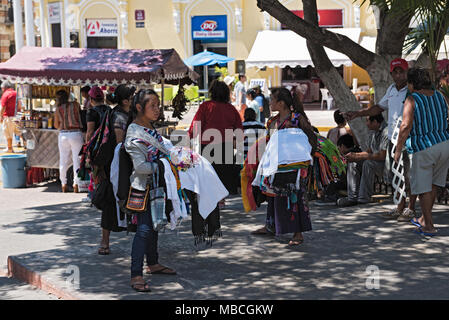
[1,181,449,300]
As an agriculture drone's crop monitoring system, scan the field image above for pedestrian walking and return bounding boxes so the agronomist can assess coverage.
[394,68,449,237]
[246,89,261,124]
[1,80,21,153]
[97,85,134,256]
[53,89,84,193]
[188,80,243,203]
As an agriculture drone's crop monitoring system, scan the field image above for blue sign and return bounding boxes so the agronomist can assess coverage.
[192,15,227,42]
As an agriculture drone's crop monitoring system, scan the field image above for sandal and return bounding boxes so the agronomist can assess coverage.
[98,247,110,255]
[251,227,270,235]
[146,265,177,275]
[130,279,151,292]
[288,238,304,246]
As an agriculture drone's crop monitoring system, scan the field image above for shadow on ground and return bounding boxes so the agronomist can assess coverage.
[3,192,449,299]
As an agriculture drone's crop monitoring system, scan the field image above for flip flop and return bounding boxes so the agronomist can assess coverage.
[147,267,177,275]
[410,218,423,228]
[288,238,304,246]
[251,227,270,235]
[98,247,110,255]
[131,281,151,292]
[414,228,438,237]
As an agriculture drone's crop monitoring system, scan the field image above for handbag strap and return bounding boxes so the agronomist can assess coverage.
[152,167,159,188]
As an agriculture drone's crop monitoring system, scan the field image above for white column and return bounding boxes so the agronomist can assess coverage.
[64,0,70,47]
[13,0,24,51]
[24,0,35,46]
[37,0,47,47]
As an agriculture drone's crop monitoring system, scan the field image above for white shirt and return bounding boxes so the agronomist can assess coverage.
[234,81,246,106]
[378,83,408,140]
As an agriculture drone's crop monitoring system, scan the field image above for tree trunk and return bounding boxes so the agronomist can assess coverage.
[302,0,370,149]
[256,0,414,147]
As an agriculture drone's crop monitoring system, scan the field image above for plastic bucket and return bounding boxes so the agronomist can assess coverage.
[0,154,27,188]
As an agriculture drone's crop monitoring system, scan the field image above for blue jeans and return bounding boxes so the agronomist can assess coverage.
[130,208,159,278]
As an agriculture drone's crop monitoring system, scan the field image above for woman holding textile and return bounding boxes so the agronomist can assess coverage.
[125,89,176,293]
[251,87,317,246]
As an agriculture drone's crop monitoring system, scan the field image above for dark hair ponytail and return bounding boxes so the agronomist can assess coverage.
[126,88,159,128]
[271,87,318,152]
[56,90,69,106]
[106,84,134,106]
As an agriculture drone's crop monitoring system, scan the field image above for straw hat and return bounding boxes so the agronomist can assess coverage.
[223,76,234,86]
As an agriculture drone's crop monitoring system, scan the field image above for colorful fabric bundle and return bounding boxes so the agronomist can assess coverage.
[308,134,347,195]
[169,146,201,171]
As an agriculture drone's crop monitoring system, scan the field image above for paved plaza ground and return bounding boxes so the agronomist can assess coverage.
[1,105,449,300]
[0,180,449,300]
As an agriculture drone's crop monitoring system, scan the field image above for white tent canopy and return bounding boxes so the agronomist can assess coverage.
[246,28,361,69]
[403,35,449,61]
[360,35,449,61]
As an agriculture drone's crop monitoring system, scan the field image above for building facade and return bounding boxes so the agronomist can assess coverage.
[16,0,378,90]
[0,0,16,62]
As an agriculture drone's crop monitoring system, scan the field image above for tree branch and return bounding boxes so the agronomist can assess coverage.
[256,0,376,69]
[302,0,371,150]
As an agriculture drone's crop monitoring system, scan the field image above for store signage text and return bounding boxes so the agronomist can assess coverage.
[86,19,118,37]
[192,15,227,41]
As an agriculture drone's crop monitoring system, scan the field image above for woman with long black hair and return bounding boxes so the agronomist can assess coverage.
[124,89,176,293]
[251,87,317,246]
[97,85,135,256]
[188,80,243,206]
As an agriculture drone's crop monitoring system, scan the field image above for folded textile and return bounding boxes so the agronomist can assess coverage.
[160,158,188,230]
[179,153,229,219]
[257,128,312,178]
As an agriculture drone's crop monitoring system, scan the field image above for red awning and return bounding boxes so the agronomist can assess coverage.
[0,46,198,86]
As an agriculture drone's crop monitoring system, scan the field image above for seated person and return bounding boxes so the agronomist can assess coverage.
[327,109,352,145]
[337,114,388,207]
[242,108,265,160]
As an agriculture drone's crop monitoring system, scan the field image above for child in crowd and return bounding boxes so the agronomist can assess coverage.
[242,108,265,160]
[327,109,352,146]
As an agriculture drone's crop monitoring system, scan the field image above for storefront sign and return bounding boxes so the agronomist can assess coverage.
[86,19,118,37]
[282,9,344,28]
[192,15,227,42]
[48,2,61,24]
[135,10,145,21]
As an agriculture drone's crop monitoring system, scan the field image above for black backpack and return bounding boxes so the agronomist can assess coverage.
[87,108,117,167]
[261,95,270,118]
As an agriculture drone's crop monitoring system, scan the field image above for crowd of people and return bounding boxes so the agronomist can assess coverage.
[2,56,449,293]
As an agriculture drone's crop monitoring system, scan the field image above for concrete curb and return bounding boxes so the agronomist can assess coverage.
[7,256,79,300]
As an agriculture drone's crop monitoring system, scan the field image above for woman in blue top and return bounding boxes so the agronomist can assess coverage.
[395,68,449,237]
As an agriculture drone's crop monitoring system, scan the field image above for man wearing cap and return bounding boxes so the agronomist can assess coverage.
[1,80,21,153]
[86,86,110,143]
[344,58,417,220]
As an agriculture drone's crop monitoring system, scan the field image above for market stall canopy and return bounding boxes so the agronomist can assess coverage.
[184,50,235,66]
[0,46,199,86]
[246,28,361,69]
